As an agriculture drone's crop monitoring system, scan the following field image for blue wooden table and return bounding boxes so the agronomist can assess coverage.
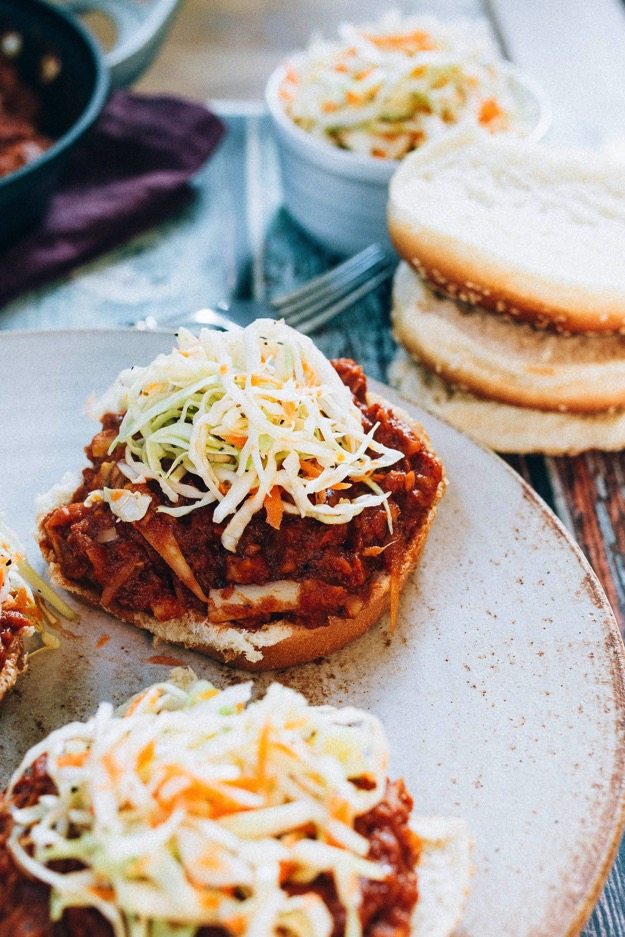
[2,2,625,933]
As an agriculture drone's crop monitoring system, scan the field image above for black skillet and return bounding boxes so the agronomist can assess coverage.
[0,0,180,244]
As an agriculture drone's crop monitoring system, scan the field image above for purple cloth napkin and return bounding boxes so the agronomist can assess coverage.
[0,92,225,305]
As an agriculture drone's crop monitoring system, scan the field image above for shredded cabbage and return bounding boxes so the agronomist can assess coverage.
[280,12,524,158]
[0,517,37,618]
[94,319,403,552]
[9,671,392,937]
[0,514,77,637]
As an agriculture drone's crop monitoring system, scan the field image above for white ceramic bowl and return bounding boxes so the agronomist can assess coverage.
[265,62,551,255]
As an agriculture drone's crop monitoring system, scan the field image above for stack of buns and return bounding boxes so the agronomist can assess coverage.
[387,128,625,454]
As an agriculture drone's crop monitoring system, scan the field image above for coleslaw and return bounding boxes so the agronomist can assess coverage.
[92,319,404,552]
[0,516,75,638]
[0,518,39,624]
[8,670,393,937]
[279,12,522,158]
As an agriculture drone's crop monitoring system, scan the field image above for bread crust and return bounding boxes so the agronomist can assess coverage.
[38,396,445,672]
[410,816,473,937]
[389,348,625,456]
[389,222,625,335]
[0,634,27,703]
[388,129,625,335]
[392,262,625,414]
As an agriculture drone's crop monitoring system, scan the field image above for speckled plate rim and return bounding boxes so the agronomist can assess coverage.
[1,327,625,937]
[384,388,625,937]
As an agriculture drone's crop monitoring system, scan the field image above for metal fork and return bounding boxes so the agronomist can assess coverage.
[139,244,395,335]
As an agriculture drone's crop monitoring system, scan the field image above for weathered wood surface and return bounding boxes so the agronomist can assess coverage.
[2,0,625,932]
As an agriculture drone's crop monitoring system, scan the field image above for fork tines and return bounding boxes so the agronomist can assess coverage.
[270,244,396,334]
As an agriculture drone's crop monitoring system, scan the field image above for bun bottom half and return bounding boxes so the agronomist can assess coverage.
[39,399,445,672]
[389,349,625,456]
[392,262,625,414]
[411,816,473,937]
[387,128,625,335]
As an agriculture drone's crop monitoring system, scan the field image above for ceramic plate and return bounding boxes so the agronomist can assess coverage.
[1,329,624,937]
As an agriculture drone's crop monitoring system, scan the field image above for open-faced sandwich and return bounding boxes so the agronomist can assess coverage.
[37,320,445,670]
[0,517,74,702]
[0,669,472,936]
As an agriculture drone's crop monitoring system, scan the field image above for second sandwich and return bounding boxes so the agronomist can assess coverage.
[38,320,444,670]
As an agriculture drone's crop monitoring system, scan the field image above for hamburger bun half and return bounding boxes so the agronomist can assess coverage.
[388,127,625,334]
[392,262,625,414]
[38,398,445,672]
[389,348,625,455]
[411,816,473,937]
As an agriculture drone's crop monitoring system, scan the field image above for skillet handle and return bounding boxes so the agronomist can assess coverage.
[59,0,183,89]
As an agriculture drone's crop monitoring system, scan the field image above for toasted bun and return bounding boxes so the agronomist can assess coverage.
[0,633,27,704]
[388,127,625,334]
[39,397,445,672]
[392,262,625,413]
[389,348,625,455]
[411,816,473,937]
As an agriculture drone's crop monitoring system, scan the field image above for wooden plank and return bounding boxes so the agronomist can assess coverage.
[487,0,625,146]
[546,454,625,633]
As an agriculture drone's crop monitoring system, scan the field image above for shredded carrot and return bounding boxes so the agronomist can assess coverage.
[6,585,37,616]
[300,460,323,478]
[137,740,155,774]
[257,720,271,783]
[157,776,255,820]
[95,633,110,649]
[222,914,246,935]
[57,751,89,768]
[365,30,435,52]
[264,486,284,530]
[346,90,364,106]
[322,100,339,113]
[302,360,317,383]
[328,794,352,825]
[222,433,247,448]
[199,892,224,912]
[89,885,115,901]
[198,687,220,701]
[279,861,297,885]
[103,751,122,782]
[125,686,160,718]
[479,97,503,125]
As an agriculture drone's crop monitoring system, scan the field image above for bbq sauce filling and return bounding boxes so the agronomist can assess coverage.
[0,608,30,669]
[40,360,443,628]
[0,758,419,937]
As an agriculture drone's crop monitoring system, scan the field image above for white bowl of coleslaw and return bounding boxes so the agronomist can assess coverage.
[266,14,550,255]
